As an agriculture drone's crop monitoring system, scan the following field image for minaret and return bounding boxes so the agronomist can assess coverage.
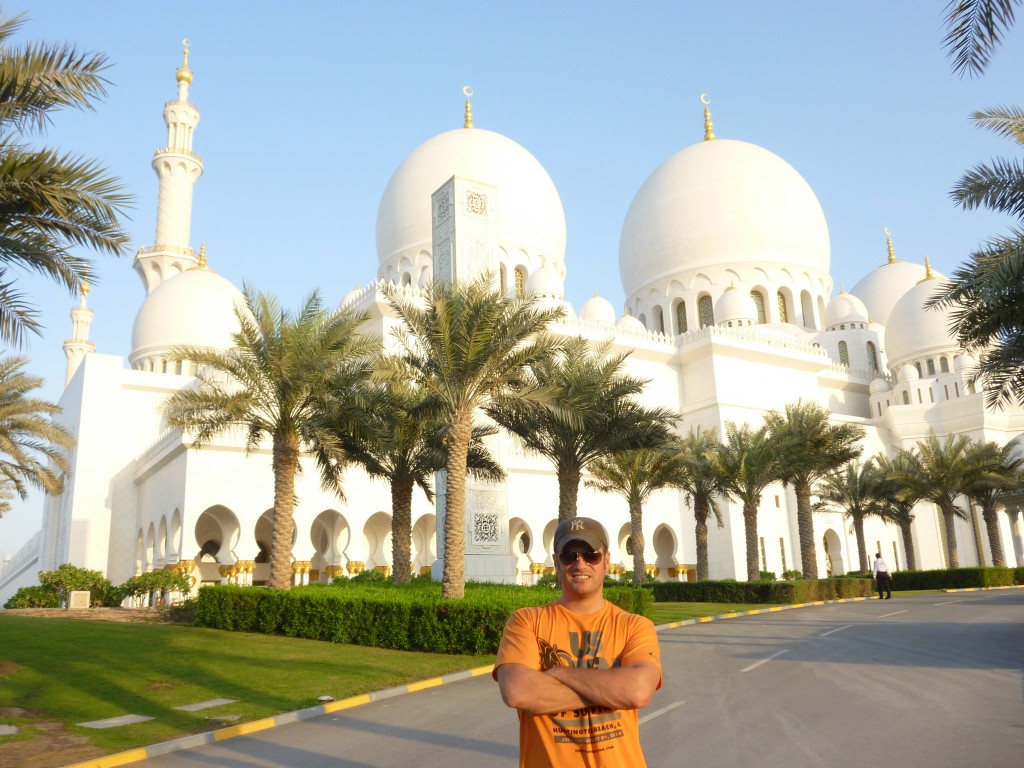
[133,40,203,293]
[63,282,95,386]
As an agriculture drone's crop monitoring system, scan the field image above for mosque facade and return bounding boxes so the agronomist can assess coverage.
[2,56,1023,603]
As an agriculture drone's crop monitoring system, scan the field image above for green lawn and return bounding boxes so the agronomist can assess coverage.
[0,597,867,760]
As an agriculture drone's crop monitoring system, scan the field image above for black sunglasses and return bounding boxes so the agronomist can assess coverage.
[557,549,603,566]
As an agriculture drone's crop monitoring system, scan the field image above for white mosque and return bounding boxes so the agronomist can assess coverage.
[2,52,1023,603]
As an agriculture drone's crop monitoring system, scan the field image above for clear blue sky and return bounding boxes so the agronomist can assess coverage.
[2,1,1022,557]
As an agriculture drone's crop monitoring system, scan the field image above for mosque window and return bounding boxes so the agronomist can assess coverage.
[759,537,767,572]
[917,389,923,403]
[779,538,787,572]
[638,313,647,327]
[675,301,688,334]
[750,290,766,323]
[877,403,882,416]
[902,391,911,405]
[500,264,507,294]
[401,272,412,287]
[929,388,934,403]
[940,356,949,373]
[652,305,665,334]
[913,362,922,377]
[800,291,815,329]
[926,359,936,376]
[838,341,849,366]
[944,384,950,400]
[777,291,788,323]
[954,382,960,397]
[515,267,525,298]
[698,295,714,327]
[866,342,879,372]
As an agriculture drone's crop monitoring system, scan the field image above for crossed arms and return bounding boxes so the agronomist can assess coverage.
[496,661,661,715]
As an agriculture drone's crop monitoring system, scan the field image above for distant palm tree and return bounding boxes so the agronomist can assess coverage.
[764,400,864,578]
[164,289,377,589]
[586,442,687,584]
[708,422,780,581]
[676,427,726,581]
[961,439,1023,566]
[0,355,73,508]
[488,337,677,523]
[0,11,132,347]
[893,433,998,568]
[873,452,923,571]
[383,276,564,599]
[814,459,887,573]
[341,375,504,584]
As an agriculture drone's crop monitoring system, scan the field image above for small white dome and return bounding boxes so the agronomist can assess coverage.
[616,313,646,334]
[850,260,930,326]
[580,294,616,324]
[715,285,757,326]
[376,127,566,276]
[885,277,958,370]
[525,265,564,299]
[823,291,869,329]
[619,139,830,298]
[869,376,892,394]
[340,284,363,308]
[131,268,246,369]
[896,364,920,382]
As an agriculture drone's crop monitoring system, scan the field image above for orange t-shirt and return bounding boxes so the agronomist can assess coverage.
[493,600,662,767]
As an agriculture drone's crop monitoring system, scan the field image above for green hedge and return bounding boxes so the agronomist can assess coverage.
[890,567,1019,591]
[193,582,655,655]
[650,577,873,604]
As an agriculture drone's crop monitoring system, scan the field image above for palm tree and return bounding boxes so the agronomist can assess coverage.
[933,3,1024,407]
[487,337,677,523]
[0,355,73,508]
[764,400,864,578]
[0,11,132,347]
[383,276,564,599]
[708,422,780,581]
[163,289,377,589]
[873,452,922,571]
[586,442,687,584]
[676,427,726,581]
[341,376,504,584]
[961,439,1023,566]
[892,432,997,568]
[814,459,887,573]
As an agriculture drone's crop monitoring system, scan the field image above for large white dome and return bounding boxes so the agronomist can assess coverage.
[619,139,830,298]
[850,260,929,327]
[376,127,566,274]
[130,267,245,369]
[884,277,959,370]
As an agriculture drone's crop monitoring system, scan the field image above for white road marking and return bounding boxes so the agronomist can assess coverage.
[933,600,960,606]
[818,624,854,637]
[639,700,684,724]
[741,649,788,672]
[880,609,908,618]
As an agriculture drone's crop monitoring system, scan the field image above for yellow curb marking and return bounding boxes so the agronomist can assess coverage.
[63,747,149,768]
[407,677,443,692]
[213,716,276,740]
[323,694,371,713]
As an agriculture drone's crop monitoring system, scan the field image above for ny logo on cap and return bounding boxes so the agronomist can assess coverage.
[570,519,585,531]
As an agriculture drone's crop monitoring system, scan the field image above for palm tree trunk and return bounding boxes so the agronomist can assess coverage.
[630,500,645,584]
[942,504,960,568]
[899,521,917,571]
[391,474,415,584]
[794,480,818,578]
[744,502,760,582]
[982,507,1005,567]
[853,515,868,572]
[269,431,300,589]
[442,416,472,600]
[557,464,581,522]
[694,496,709,581]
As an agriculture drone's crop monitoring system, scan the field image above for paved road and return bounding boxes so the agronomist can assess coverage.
[145,590,1024,768]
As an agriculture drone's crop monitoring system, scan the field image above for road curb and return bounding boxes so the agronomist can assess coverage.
[654,595,869,631]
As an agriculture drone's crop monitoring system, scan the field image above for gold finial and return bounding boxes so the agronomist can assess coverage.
[463,86,474,129]
[198,243,207,269]
[176,38,193,84]
[701,93,715,141]
[839,283,845,294]
[884,227,896,264]
[924,255,933,279]
[79,280,90,306]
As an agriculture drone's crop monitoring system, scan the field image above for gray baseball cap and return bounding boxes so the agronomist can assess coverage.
[553,517,608,555]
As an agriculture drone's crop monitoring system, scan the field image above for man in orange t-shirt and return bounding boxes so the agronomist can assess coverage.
[493,517,662,767]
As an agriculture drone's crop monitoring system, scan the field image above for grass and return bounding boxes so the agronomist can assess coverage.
[0,594,882,760]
